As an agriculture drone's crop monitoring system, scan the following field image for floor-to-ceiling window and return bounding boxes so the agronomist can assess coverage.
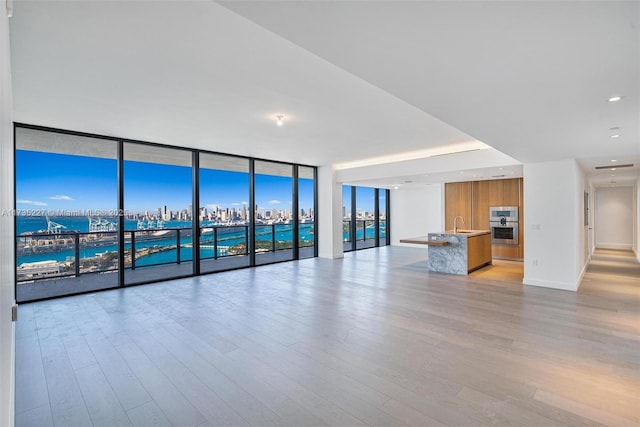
[14,125,318,302]
[254,161,294,265]
[199,153,251,273]
[379,189,389,246]
[298,166,316,259]
[342,184,390,253]
[123,143,194,285]
[15,127,119,301]
[355,186,376,250]
[342,185,353,252]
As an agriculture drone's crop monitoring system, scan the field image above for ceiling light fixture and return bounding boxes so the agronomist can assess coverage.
[611,159,617,162]
[275,115,285,127]
[393,186,399,190]
[610,134,620,139]
[607,96,623,102]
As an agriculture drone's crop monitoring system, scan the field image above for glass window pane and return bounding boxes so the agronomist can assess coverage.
[199,153,250,273]
[123,143,193,285]
[298,166,315,259]
[254,161,293,265]
[379,189,388,245]
[342,185,353,252]
[15,127,119,301]
[355,186,376,249]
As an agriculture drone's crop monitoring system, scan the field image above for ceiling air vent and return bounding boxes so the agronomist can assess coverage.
[595,163,634,170]
[491,174,506,178]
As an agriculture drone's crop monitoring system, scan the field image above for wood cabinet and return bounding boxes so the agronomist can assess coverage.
[444,181,472,231]
[447,178,524,260]
[467,233,492,272]
[502,178,520,206]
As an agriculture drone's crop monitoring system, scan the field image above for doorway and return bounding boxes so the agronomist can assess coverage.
[594,186,635,252]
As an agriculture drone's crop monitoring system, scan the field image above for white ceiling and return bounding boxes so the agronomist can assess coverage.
[9,1,640,188]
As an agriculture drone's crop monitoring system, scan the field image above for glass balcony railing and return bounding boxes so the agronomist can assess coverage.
[343,219,377,242]
[199,225,249,260]
[16,230,119,282]
[16,222,316,283]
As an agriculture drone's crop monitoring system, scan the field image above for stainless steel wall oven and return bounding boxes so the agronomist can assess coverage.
[489,206,519,245]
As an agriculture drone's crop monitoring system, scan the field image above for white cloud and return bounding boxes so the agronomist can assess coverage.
[268,200,281,205]
[50,195,74,201]
[232,203,240,206]
[17,200,48,206]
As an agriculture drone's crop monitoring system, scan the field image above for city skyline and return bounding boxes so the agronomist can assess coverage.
[16,150,317,215]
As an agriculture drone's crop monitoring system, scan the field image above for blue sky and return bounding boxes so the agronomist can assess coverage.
[16,150,117,211]
[16,150,315,214]
[343,185,377,214]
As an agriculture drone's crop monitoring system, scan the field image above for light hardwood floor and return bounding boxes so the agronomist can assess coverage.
[15,246,640,426]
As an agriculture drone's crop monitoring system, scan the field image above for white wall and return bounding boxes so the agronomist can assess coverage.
[523,159,588,291]
[594,186,635,250]
[317,165,344,259]
[0,0,15,425]
[391,185,443,248]
[636,178,640,261]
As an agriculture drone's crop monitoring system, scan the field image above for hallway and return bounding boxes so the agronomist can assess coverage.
[587,249,640,279]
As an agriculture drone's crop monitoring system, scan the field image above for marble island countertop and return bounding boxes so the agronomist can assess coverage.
[426,230,492,275]
[400,230,492,275]
[399,230,490,246]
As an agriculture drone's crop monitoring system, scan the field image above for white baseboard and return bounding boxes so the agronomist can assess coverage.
[523,259,589,292]
[595,243,633,250]
[576,260,588,291]
[523,276,579,292]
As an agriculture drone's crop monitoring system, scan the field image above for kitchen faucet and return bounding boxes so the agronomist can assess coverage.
[453,216,465,233]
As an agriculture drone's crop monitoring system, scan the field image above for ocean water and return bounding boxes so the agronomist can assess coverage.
[16,216,317,266]
[16,216,386,267]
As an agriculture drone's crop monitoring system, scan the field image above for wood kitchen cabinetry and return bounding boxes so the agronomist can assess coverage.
[444,181,472,232]
[446,178,523,260]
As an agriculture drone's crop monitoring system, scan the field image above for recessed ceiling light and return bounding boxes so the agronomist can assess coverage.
[499,167,504,170]
[611,159,617,162]
[393,186,399,190]
[611,168,617,171]
[610,134,620,138]
[607,96,623,102]
[275,114,285,126]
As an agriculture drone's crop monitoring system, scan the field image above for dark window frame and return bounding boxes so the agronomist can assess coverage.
[13,122,318,303]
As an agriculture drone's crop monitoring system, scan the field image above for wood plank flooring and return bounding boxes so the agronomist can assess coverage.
[15,246,640,426]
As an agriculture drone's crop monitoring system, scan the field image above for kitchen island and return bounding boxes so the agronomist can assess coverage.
[400,230,491,275]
